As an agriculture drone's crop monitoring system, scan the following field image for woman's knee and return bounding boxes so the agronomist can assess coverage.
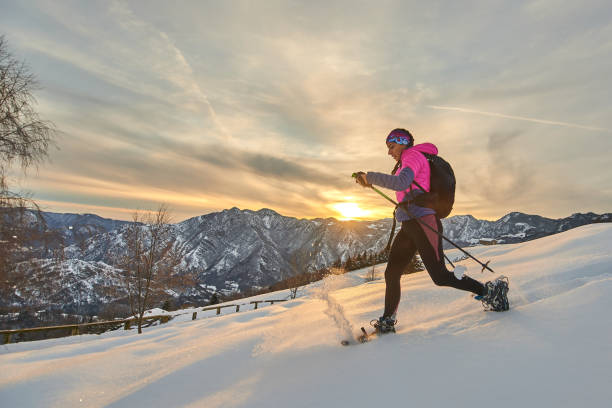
[384,266,403,283]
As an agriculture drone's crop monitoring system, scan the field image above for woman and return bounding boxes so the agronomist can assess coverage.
[355,128,509,333]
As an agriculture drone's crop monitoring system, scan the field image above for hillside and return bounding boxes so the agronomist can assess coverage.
[1,224,611,407]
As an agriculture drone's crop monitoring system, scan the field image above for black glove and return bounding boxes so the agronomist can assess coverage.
[354,171,372,187]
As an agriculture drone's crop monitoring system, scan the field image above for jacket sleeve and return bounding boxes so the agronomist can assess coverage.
[366,167,415,191]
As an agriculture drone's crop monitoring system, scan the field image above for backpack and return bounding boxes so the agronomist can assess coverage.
[411,153,456,219]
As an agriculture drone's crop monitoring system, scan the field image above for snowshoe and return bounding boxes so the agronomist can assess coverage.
[478,276,510,311]
[371,315,397,334]
[347,316,397,344]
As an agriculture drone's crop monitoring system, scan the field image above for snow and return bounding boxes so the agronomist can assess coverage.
[501,232,526,238]
[224,281,239,290]
[2,224,612,407]
[129,308,171,319]
[514,222,534,230]
[262,215,271,229]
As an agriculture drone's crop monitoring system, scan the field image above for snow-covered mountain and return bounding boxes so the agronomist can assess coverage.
[62,207,393,294]
[443,211,611,246]
[39,212,133,247]
[7,259,126,315]
[5,208,610,314]
[2,224,611,407]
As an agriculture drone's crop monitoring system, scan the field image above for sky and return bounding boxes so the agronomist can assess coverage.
[1,0,611,222]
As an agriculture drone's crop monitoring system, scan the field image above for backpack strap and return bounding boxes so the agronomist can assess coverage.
[411,151,431,194]
[412,180,427,193]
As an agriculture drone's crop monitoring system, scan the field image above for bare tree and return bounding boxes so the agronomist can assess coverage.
[0,35,56,287]
[1,35,54,171]
[287,273,309,299]
[116,205,190,334]
[365,264,378,282]
[286,254,309,299]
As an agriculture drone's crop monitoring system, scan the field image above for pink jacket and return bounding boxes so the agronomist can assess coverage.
[395,143,438,203]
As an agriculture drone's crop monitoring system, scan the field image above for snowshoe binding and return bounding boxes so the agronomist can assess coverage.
[477,276,510,312]
[353,316,397,344]
[371,315,397,334]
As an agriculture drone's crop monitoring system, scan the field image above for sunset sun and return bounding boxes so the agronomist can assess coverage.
[332,202,370,220]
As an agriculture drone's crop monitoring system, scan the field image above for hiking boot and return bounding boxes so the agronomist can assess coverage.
[371,315,397,333]
[479,276,510,312]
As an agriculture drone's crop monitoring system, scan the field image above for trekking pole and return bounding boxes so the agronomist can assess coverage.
[352,173,495,274]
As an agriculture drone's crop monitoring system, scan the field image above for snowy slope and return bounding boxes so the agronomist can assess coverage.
[1,224,611,407]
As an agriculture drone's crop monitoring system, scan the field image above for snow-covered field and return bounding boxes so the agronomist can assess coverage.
[1,224,611,407]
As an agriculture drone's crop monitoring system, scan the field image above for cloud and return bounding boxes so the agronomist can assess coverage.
[485,131,534,199]
[13,0,229,142]
[428,106,612,133]
[160,141,345,188]
[106,1,231,138]
[3,1,612,221]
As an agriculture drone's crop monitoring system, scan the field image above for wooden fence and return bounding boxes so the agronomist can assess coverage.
[1,315,171,345]
[2,298,288,345]
[192,299,287,320]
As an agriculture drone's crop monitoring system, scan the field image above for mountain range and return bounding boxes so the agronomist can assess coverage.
[3,208,610,315]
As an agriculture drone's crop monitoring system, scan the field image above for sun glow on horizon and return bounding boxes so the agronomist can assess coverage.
[332,202,371,220]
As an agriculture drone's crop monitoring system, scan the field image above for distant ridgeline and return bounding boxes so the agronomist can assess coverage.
[2,209,609,321]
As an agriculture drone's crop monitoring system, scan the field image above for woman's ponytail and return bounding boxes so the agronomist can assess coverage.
[391,160,401,175]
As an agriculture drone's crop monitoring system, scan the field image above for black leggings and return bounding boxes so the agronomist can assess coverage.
[383,216,486,317]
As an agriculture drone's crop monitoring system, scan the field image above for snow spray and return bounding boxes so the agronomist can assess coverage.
[312,275,354,342]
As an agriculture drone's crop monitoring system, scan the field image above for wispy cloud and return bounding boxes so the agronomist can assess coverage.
[3,1,612,220]
[106,0,231,140]
[428,105,612,133]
